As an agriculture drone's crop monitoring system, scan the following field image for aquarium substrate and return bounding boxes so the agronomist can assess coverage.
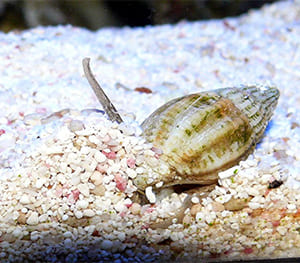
[0,0,300,262]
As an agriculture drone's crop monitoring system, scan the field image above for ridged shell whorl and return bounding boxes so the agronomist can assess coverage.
[136,86,279,190]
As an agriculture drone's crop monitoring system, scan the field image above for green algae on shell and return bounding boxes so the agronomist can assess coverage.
[134,86,279,190]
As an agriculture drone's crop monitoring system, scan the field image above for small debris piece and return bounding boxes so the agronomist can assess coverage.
[223,20,236,31]
[134,87,152,94]
[268,180,283,189]
[291,122,300,129]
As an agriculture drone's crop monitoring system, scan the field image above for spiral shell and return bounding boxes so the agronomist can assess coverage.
[134,86,279,190]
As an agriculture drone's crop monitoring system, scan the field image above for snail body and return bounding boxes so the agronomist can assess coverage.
[81,59,279,194]
[134,86,279,190]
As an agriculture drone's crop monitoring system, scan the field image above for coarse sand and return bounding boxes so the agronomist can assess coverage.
[0,0,299,262]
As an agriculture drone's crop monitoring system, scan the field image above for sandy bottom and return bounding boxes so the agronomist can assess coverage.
[0,0,299,262]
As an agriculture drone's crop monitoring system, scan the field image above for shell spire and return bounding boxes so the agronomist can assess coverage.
[134,85,279,190]
[217,85,279,141]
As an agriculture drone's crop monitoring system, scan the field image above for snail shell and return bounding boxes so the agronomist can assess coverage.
[134,86,279,190]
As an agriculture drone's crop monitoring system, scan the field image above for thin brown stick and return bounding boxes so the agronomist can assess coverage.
[82,57,123,123]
